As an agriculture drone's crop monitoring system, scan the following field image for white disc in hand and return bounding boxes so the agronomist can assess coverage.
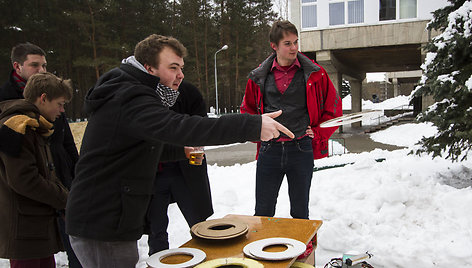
[320,110,381,128]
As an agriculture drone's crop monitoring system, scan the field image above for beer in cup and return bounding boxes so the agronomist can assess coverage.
[189,147,205,165]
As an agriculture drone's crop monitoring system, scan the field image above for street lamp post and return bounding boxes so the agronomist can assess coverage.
[214,44,228,115]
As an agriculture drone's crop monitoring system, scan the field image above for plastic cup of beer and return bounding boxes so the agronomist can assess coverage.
[189,147,205,165]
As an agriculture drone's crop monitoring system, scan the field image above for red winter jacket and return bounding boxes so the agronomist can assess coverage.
[240,53,342,159]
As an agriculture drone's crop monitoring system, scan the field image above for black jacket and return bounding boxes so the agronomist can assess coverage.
[66,64,261,241]
[166,81,213,222]
[0,71,79,189]
[0,71,23,101]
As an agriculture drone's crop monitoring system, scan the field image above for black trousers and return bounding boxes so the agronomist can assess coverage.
[57,216,83,267]
[146,163,206,255]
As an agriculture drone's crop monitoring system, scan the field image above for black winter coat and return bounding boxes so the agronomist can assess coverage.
[66,64,261,241]
[0,71,79,189]
[0,71,23,101]
[165,81,213,222]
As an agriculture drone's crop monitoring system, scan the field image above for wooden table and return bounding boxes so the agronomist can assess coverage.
[161,214,322,268]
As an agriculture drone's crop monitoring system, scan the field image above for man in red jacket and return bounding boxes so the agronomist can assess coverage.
[241,20,342,220]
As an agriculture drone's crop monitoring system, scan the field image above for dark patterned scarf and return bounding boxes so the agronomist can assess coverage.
[12,71,26,90]
[155,83,180,108]
[122,56,179,107]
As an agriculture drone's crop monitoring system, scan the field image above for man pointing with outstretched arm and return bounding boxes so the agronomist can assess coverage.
[261,110,292,140]
[66,34,292,268]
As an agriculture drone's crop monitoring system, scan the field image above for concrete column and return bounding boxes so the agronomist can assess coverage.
[350,79,362,128]
[393,78,399,97]
[328,71,343,96]
[327,71,343,133]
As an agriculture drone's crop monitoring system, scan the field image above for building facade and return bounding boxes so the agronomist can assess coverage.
[289,0,448,119]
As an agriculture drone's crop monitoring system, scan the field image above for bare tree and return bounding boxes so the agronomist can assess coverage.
[272,0,288,19]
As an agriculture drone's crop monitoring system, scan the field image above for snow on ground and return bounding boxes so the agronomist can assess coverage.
[2,96,471,268]
[341,94,412,111]
[139,120,472,268]
[341,94,413,128]
[370,122,437,147]
[366,72,386,83]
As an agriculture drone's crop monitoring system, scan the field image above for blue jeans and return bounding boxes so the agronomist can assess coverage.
[255,137,314,219]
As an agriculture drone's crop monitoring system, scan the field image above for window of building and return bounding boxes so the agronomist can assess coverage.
[348,0,364,24]
[329,2,345,25]
[400,0,417,19]
[302,0,317,28]
[301,0,365,29]
[328,0,364,26]
[380,0,417,21]
[379,0,396,21]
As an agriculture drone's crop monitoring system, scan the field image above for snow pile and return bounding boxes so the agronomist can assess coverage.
[312,148,472,267]
[370,122,437,147]
[466,75,472,91]
[366,73,386,82]
[342,94,412,127]
[137,120,472,268]
[342,94,411,111]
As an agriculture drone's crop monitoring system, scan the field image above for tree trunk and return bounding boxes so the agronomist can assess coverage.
[88,2,100,80]
[234,31,240,111]
[192,9,202,90]
[203,2,210,109]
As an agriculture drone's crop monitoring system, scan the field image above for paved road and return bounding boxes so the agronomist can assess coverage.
[204,126,404,166]
[205,142,257,166]
[331,130,403,153]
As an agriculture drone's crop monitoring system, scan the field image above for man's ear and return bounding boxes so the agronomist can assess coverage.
[33,93,47,107]
[13,62,21,72]
[270,42,277,51]
[39,93,47,103]
[143,64,153,74]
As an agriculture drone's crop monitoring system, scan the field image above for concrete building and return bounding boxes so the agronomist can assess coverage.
[289,0,448,126]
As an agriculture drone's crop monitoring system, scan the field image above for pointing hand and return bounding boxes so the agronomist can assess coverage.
[260,110,294,141]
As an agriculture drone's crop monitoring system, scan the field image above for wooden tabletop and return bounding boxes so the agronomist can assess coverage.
[160,214,322,268]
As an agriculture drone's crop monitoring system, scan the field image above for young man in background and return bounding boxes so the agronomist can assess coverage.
[0,42,81,268]
[0,72,73,268]
[241,20,342,220]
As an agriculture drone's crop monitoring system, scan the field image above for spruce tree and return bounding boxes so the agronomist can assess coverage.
[341,79,351,99]
[412,0,472,161]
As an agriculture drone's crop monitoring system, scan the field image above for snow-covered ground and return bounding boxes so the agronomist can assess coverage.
[144,121,472,268]
[341,94,412,111]
[2,95,471,267]
[140,96,471,267]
